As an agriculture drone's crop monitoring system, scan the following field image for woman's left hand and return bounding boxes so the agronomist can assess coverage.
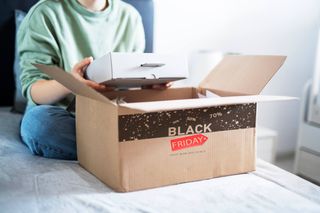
[142,82,173,90]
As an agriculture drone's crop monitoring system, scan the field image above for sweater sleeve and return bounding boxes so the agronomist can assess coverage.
[18,7,61,105]
[132,16,146,53]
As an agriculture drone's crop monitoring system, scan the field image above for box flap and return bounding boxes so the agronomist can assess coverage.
[119,95,297,113]
[34,64,115,106]
[199,55,286,96]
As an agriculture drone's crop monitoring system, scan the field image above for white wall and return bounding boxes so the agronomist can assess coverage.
[153,0,320,155]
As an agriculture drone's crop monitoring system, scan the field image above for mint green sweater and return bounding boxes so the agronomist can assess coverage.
[18,0,145,107]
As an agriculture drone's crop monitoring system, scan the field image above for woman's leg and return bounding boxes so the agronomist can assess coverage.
[20,105,77,160]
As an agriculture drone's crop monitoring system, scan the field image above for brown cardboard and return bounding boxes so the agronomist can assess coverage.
[102,87,198,103]
[119,128,255,190]
[76,96,122,191]
[35,55,292,192]
[34,64,114,106]
[199,55,286,96]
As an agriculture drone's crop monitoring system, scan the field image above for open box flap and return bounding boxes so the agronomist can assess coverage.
[199,55,287,96]
[34,64,115,106]
[119,95,297,113]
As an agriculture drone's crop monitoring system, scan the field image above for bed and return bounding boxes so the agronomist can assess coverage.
[1,107,320,212]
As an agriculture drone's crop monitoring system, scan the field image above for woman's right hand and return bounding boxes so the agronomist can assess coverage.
[71,57,113,92]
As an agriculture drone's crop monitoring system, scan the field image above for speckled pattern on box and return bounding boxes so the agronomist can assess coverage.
[119,103,257,142]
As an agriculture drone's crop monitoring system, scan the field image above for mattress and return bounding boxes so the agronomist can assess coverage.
[0,107,320,212]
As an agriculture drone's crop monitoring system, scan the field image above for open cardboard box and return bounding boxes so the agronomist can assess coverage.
[35,55,295,192]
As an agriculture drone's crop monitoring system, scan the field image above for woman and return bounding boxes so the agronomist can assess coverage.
[18,0,162,160]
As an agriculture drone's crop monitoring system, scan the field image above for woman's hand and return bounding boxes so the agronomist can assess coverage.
[142,82,173,90]
[71,57,113,92]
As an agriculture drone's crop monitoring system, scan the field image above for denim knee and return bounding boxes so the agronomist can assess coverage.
[20,105,77,160]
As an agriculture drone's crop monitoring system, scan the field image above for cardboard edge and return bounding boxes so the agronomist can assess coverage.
[198,55,287,96]
[118,105,147,115]
[253,55,287,95]
[201,88,250,97]
[114,169,257,193]
[119,95,298,113]
[76,95,121,190]
[33,64,116,106]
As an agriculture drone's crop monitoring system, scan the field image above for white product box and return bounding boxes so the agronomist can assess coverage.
[85,52,188,87]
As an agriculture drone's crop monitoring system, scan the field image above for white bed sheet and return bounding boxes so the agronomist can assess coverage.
[1,108,320,213]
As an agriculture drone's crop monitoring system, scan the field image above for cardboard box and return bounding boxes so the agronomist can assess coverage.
[85,52,188,87]
[35,55,294,192]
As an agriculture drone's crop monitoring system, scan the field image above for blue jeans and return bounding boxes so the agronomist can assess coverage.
[20,105,77,160]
